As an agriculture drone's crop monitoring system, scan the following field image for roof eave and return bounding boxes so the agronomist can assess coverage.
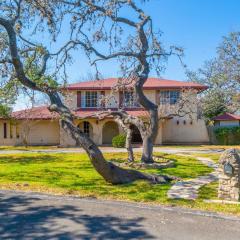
[65,86,208,91]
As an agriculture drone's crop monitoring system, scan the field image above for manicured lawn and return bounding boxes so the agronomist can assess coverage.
[0,151,239,215]
[0,146,59,151]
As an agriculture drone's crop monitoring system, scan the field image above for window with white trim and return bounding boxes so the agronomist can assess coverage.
[160,90,180,105]
[123,91,139,108]
[85,91,98,108]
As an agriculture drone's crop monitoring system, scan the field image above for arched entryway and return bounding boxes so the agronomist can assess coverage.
[102,121,119,144]
[130,124,142,143]
[78,121,93,139]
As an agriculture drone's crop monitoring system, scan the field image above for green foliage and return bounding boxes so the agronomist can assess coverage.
[0,104,11,118]
[188,33,240,121]
[214,127,240,145]
[201,91,229,120]
[0,78,19,113]
[112,134,126,148]
[0,80,17,118]
[24,50,59,89]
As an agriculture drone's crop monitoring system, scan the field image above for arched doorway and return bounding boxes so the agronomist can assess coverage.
[78,121,93,139]
[102,121,119,144]
[130,124,142,143]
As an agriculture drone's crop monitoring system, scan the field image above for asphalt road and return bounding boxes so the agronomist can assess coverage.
[0,190,239,240]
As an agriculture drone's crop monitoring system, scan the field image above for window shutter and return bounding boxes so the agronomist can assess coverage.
[156,90,160,105]
[3,122,7,139]
[100,91,105,108]
[77,91,81,108]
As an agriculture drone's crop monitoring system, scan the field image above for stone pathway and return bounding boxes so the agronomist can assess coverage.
[168,156,219,200]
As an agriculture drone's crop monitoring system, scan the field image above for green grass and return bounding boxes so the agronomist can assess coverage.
[0,145,59,151]
[0,151,239,215]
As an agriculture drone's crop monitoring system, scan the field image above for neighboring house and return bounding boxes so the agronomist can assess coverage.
[213,112,240,127]
[0,78,210,146]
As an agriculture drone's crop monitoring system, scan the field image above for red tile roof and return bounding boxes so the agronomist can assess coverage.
[213,112,240,121]
[10,106,59,120]
[74,109,150,118]
[65,78,207,91]
[8,106,150,120]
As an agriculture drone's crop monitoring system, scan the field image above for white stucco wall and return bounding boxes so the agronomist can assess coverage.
[59,119,119,146]
[162,117,209,144]
[144,90,156,104]
[0,120,60,146]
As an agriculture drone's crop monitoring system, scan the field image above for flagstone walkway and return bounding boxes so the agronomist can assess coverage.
[168,156,219,200]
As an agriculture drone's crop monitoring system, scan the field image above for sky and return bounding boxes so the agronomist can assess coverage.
[15,0,240,110]
[64,0,240,82]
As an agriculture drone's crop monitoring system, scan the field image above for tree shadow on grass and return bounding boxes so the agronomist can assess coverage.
[0,192,155,239]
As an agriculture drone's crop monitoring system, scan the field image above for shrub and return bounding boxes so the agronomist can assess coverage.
[214,127,240,145]
[112,134,126,148]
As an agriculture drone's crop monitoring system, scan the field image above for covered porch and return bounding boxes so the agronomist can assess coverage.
[59,118,163,147]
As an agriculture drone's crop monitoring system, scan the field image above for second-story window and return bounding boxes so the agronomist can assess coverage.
[160,90,180,105]
[85,91,98,108]
[123,91,139,108]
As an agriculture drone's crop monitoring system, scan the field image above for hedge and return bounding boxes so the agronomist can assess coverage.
[112,134,126,148]
[214,126,240,145]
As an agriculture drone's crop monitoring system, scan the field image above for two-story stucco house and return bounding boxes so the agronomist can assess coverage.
[0,78,210,146]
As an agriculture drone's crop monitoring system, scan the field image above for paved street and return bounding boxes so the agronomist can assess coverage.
[0,190,239,239]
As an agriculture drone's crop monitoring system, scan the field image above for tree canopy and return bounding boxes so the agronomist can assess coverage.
[188,32,240,120]
[0,0,177,183]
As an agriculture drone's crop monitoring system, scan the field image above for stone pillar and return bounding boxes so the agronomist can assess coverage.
[218,148,240,201]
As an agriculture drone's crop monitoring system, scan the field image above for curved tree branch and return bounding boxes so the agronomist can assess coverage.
[0,14,172,184]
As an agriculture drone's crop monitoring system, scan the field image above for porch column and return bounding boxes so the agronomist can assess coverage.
[92,120,103,145]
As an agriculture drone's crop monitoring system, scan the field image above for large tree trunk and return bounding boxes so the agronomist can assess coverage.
[133,49,159,164]
[138,94,159,164]
[0,18,173,185]
[60,118,170,184]
[141,136,154,163]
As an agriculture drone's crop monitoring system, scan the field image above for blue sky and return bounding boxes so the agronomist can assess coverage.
[15,0,240,110]
[63,0,240,83]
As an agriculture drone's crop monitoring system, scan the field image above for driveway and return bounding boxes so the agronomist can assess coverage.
[0,190,239,239]
[0,146,226,155]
